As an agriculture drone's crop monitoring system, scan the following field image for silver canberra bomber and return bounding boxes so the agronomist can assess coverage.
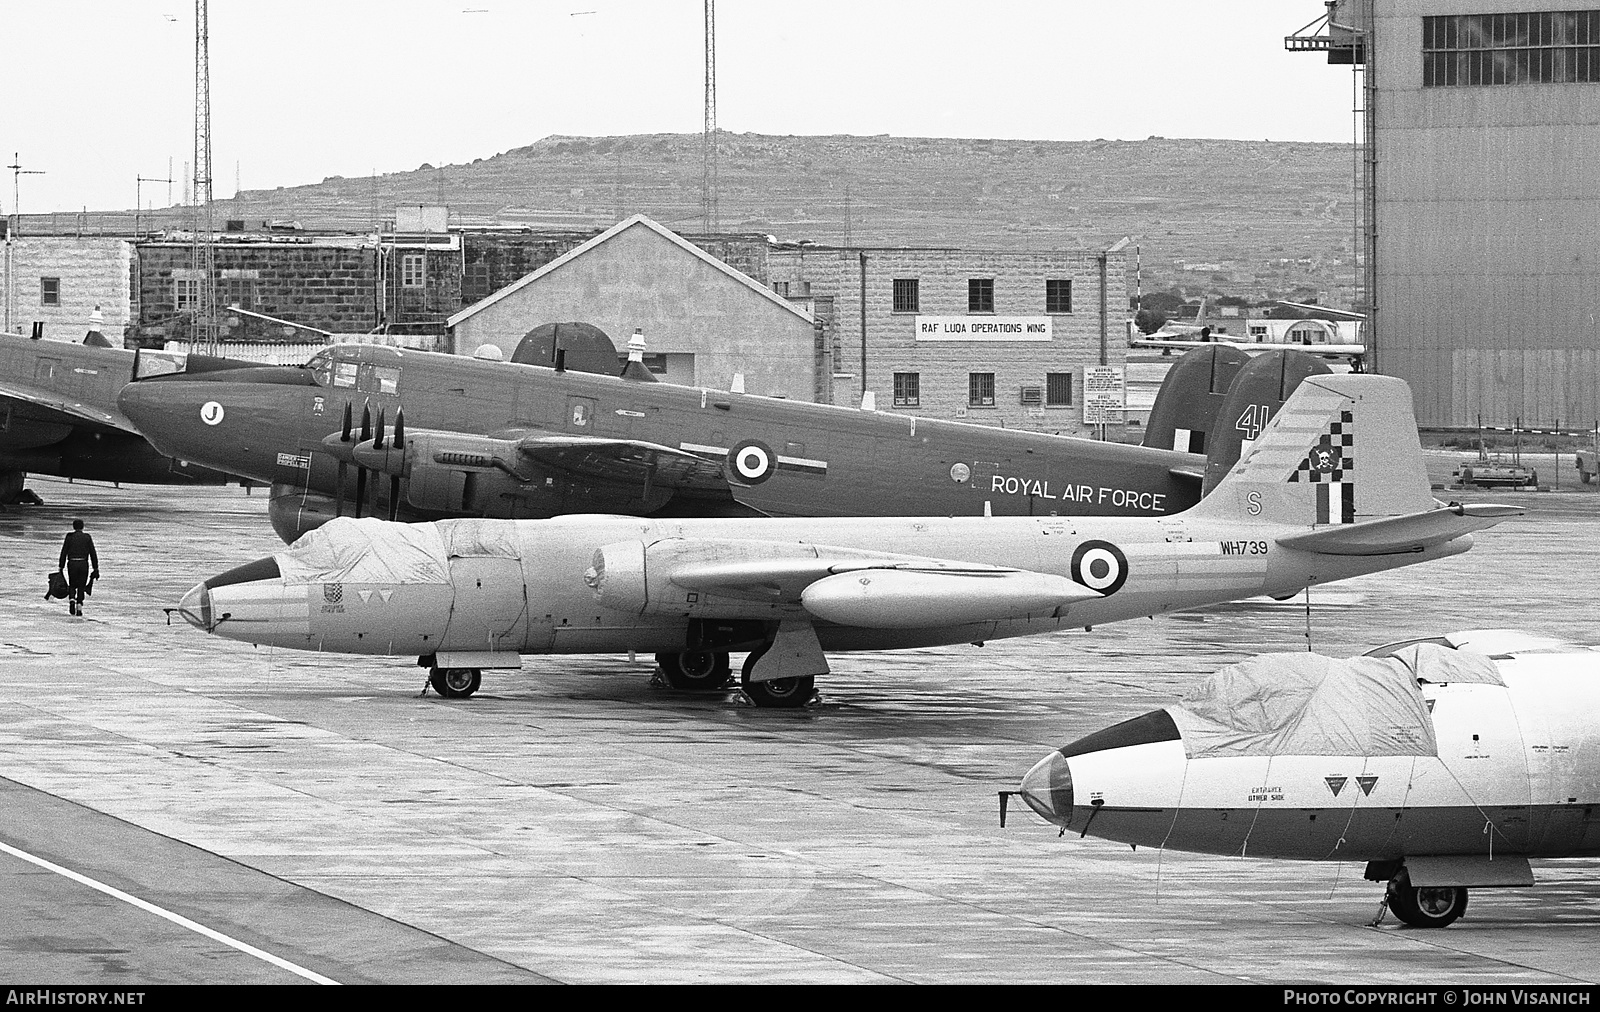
[1008,630,1600,929]
[171,374,1521,708]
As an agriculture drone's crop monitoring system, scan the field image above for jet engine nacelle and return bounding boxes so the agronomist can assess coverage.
[584,537,926,620]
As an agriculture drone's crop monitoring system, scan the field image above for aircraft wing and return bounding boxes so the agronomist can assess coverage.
[598,542,1104,629]
[1275,503,1522,556]
[517,434,730,494]
[0,378,138,434]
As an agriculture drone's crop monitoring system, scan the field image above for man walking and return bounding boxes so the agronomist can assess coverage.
[58,520,100,616]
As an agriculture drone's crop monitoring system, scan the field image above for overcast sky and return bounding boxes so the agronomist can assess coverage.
[5,1,1352,214]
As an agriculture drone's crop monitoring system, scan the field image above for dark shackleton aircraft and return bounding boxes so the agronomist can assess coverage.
[171,374,1517,707]
[1007,629,1599,928]
[0,331,237,502]
[120,341,1220,546]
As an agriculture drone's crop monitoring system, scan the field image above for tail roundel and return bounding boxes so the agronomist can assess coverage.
[1192,374,1434,527]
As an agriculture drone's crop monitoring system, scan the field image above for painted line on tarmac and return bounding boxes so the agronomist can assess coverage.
[0,839,340,985]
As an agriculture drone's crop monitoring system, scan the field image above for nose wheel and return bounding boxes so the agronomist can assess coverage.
[429,667,482,699]
[1384,868,1469,928]
[655,651,732,691]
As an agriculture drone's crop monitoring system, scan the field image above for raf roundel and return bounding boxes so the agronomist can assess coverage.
[1070,540,1129,596]
[727,439,776,484]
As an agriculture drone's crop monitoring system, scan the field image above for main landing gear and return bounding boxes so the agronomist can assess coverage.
[654,651,733,691]
[429,667,482,699]
[1377,868,1470,928]
[738,645,815,710]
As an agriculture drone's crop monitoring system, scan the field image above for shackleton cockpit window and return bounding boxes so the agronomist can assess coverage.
[306,349,337,387]
[358,363,401,395]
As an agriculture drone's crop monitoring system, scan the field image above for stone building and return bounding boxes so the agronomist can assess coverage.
[0,235,134,341]
[767,240,1132,435]
[448,216,815,399]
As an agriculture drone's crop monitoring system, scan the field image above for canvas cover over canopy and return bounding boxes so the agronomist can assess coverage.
[1169,644,1504,759]
[276,517,525,586]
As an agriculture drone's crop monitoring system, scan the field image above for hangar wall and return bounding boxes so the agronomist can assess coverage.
[449,217,816,401]
[1373,0,1600,427]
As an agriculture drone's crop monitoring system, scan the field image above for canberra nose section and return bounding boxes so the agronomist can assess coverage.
[1019,750,1074,827]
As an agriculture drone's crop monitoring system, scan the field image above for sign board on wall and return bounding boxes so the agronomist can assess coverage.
[1083,365,1126,424]
[915,316,1052,341]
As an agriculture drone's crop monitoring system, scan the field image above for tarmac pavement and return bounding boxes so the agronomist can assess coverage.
[0,474,1596,985]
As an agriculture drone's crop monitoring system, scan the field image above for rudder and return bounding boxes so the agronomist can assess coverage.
[1189,374,1435,527]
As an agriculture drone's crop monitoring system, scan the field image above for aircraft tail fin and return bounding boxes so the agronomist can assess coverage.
[1141,344,1250,453]
[1200,349,1332,495]
[1189,373,1436,527]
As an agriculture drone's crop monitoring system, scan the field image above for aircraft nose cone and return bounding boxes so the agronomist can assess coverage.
[1018,750,1074,827]
[174,582,215,631]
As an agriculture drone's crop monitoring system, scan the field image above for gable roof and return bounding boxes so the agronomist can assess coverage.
[447,214,813,328]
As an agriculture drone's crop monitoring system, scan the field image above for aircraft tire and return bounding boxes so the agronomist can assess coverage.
[430,667,482,699]
[655,651,732,691]
[740,648,815,709]
[1387,870,1468,928]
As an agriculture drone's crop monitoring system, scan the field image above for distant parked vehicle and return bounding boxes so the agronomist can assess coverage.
[1576,449,1599,484]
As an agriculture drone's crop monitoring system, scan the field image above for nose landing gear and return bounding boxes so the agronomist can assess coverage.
[1376,867,1469,928]
[428,666,482,699]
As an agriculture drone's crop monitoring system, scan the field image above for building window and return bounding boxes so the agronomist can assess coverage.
[968,372,995,407]
[221,277,254,311]
[968,278,994,313]
[1046,279,1072,314]
[893,372,920,407]
[1423,11,1600,87]
[1046,372,1073,407]
[174,278,198,311]
[893,278,920,313]
[401,253,426,288]
[40,277,60,306]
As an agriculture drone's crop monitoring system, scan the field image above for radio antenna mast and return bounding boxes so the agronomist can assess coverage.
[190,0,219,355]
[700,0,718,233]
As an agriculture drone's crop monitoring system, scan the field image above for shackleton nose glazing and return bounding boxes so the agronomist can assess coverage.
[1018,750,1073,827]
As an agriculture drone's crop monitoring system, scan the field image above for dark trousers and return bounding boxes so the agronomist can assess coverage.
[66,561,90,605]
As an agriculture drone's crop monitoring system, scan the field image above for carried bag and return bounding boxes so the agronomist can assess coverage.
[46,571,69,600]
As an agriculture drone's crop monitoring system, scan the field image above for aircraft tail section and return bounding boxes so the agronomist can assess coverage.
[1141,344,1250,454]
[1200,349,1332,495]
[1189,374,1437,528]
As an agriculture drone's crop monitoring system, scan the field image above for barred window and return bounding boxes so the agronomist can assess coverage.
[1423,10,1600,86]
[892,278,919,313]
[401,253,426,288]
[968,372,995,407]
[1046,279,1072,314]
[174,277,198,311]
[893,371,920,407]
[1046,372,1073,407]
[968,278,994,313]
[221,277,254,311]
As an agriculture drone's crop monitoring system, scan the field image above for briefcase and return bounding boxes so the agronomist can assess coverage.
[46,571,69,600]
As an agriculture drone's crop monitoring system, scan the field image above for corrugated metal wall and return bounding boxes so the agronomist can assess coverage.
[1376,0,1600,427]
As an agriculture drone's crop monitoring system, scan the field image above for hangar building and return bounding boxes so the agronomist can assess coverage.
[447,215,817,400]
[1295,1,1600,428]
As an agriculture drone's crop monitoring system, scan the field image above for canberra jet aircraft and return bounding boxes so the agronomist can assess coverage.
[171,374,1518,707]
[1007,630,1599,928]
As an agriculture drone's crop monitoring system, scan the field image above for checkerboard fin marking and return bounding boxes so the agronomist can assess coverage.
[1190,375,1434,526]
